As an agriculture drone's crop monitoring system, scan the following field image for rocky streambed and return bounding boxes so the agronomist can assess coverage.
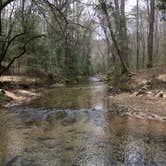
[0,80,166,165]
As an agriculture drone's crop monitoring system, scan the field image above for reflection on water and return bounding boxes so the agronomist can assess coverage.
[29,82,109,109]
[0,80,166,165]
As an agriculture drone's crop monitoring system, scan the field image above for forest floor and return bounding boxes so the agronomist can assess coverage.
[108,66,166,121]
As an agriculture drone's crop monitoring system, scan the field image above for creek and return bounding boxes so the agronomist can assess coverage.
[0,78,166,166]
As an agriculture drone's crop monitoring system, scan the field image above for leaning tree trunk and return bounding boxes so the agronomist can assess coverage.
[104,6,128,74]
[147,0,155,68]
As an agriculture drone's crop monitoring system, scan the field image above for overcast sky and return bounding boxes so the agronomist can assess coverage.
[126,0,137,12]
[91,0,138,40]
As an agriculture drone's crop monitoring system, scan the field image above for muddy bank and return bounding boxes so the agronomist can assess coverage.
[0,75,90,107]
[0,75,54,90]
[3,89,40,107]
[107,66,166,121]
[109,66,166,92]
[0,75,63,107]
[109,93,166,121]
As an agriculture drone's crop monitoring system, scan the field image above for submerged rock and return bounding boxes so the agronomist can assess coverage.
[6,156,35,166]
[0,89,12,104]
[61,116,77,126]
[0,89,5,95]
[156,91,166,98]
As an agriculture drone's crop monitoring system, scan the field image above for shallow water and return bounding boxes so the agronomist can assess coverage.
[0,79,166,166]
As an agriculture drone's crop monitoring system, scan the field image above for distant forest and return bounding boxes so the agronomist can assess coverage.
[0,0,165,79]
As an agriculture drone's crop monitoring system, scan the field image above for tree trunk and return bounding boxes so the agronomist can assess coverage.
[113,0,129,73]
[120,0,129,67]
[0,0,2,35]
[104,3,128,74]
[147,0,155,68]
[136,0,140,69]
[0,0,2,73]
[142,33,146,68]
[154,10,160,64]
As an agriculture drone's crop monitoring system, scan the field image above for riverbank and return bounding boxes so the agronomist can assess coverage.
[0,74,86,107]
[109,93,166,121]
[0,80,166,166]
[0,66,166,121]
[108,66,166,121]
[0,75,47,107]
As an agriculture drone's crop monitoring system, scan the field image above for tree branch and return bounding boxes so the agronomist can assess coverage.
[0,0,15,11]
[0,34,45,75]
[0,33,25,62]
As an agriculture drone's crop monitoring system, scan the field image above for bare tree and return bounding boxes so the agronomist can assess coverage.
[136,0,140,69]
[0,0,2,35]
[120,0,129,67]
[97,0,129,74]
[0,0,45,76]
[147,0,155,68]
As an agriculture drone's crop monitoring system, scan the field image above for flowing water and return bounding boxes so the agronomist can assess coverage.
[0,78,166,166]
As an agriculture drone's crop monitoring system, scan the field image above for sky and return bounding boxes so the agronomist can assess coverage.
[126,0,137,12]
[90,0,138,40]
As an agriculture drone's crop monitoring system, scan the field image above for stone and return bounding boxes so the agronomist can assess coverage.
[0,89,5,94]
[156,91,165,98]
